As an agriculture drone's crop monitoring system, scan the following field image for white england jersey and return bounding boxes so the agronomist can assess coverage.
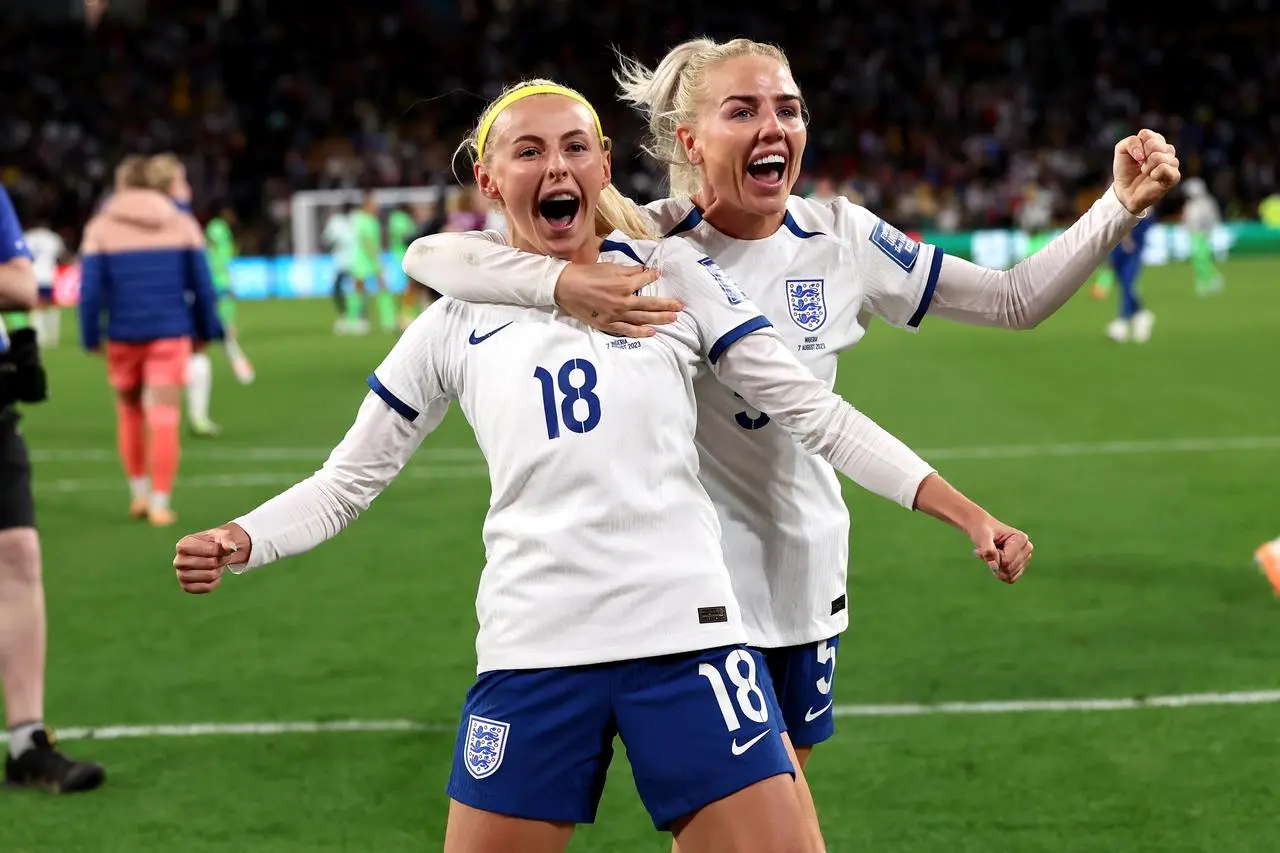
[644,195,943,648]
[370,234,771,673]
[23,227,65,285]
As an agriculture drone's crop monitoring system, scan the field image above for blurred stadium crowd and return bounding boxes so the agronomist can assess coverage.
[1,0,1276,253]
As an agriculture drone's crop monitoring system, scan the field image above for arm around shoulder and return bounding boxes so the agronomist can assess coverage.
[402,230,564,307]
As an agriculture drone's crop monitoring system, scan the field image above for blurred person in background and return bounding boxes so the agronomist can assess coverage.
[78,158,223,526]
[412,37,1180,851]
[337,193,394,335]
[386,203,421,329]
[204,202,256,387]
[1017,182,1057,260]
[1180,178,1224,296]
[1106,210,1156,343]
[323,202,356,324]
[0,184,105,794]
[21,218,70,348]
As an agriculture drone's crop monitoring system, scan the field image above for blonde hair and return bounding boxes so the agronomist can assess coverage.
[141,153,183,194]
[115,155,146,190]
[615,38,792,197]
[455,78,655,242]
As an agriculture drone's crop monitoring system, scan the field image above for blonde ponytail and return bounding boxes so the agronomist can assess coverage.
[596,185,656,241]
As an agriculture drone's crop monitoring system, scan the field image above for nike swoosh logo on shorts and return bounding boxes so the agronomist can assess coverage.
[804,700,833,722]
[468,322,513,345]
[730,730,769,756]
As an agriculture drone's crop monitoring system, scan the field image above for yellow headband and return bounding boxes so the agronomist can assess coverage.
[475,84,605,161]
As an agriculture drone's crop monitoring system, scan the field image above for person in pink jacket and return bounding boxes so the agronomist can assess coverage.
[78,156,223,526]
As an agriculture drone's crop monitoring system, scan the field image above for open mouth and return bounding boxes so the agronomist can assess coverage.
[746,154,787,188]
[538,192,581,232]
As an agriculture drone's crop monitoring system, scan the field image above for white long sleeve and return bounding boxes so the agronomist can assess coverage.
[928,186,1144,329]
[713,330,937,509]
[230,392,449,572]
[402,229,561,307]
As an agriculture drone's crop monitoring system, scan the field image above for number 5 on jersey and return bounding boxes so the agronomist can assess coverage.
[732,392,770,430]
[533,358,601,439]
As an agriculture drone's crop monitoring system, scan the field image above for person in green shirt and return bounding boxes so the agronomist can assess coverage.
[387,204,422,329]
[341,193,396,333]
[184,205,255,437]
[206,205,255,380]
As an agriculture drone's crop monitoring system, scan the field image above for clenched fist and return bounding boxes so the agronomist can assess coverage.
[1113,129,1181,215]
[173,523,251,594]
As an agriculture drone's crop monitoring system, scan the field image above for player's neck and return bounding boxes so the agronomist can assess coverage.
[691,192,783,241]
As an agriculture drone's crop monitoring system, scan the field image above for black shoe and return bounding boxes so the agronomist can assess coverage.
[4,728,105,794]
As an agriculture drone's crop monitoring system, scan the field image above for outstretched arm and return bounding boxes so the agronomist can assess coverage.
[174,305,458,590]
[714,331,1031,580]
[230,391,447,569]
[929,130,1181,330]
[928,187,1139,329]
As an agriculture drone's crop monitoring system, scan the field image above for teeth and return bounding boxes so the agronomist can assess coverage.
[545,192,577,201]
[751,154,785,167]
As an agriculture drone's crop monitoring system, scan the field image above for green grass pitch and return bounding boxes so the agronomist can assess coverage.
[3,259,1278,852]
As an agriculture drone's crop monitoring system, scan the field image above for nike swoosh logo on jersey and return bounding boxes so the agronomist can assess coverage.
[730,730,769,756]
[804,701,833,723]
[468,322,513,345]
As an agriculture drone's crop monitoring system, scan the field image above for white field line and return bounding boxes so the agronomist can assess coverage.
[34,466,491,493]
[28,446,485,463]
[28,435,1280,493]
[3,689,1278,743]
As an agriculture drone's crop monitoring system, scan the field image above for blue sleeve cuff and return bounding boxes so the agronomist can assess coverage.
[906,247,943,329]
[708,315,773,365]
[367,373,420,422]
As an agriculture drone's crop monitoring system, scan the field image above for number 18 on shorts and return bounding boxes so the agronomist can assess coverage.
[446,645,795,829]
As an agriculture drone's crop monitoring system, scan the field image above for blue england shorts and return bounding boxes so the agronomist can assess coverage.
[760,635,840,748]
[446,644,793,830]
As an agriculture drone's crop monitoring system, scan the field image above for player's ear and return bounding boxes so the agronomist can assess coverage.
[474,162,502,202]
[600,138,613,190]
[676,124,702,167]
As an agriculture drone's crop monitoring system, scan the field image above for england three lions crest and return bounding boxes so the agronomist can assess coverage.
[464,714,510,780]
[786,279,827,332]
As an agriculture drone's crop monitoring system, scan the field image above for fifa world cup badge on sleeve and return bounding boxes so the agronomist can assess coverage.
[869,219,921,272]
[697,256,744,305]
[785,279,827,332]
[464,715,511,780]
